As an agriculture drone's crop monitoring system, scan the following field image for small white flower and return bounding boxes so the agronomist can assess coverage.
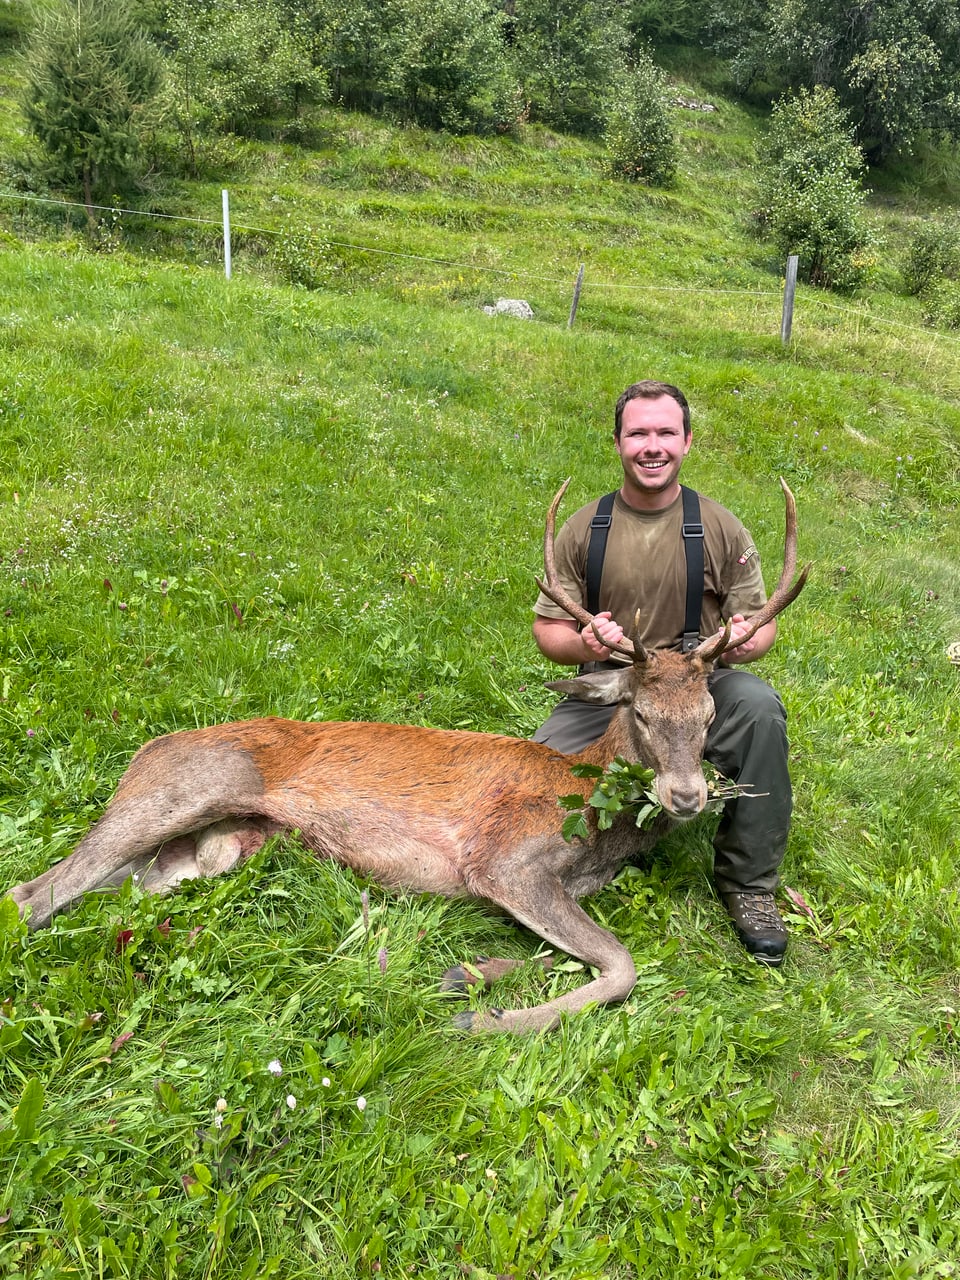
[356,1096,367,1112]
[267,1059,283,1077]
[215,1098,228,1113]
[286,1094,297,1110]
[321,1077,331,1088]
[213,1114,223,1130]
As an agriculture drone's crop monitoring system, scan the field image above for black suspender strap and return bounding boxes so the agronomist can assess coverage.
[585,491,616,617]
[680,484,704,653]
[583,486,705,652]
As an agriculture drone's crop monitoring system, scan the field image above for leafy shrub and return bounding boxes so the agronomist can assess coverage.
[381,0,514,133]
[920,280,960,329]
[270,227,332,291]
[318,0,517,133]
[164,0,326,139]
[602,49,677,186]
[902,223,960,297]
[627,0,708,45]
[755,86,878,291]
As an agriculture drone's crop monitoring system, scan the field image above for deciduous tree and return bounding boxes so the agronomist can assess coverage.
[164,0,326,145]
[511,0,629,133]
[710,0,960,162]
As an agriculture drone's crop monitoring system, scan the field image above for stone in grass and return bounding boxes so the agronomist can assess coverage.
[483,298,534,319]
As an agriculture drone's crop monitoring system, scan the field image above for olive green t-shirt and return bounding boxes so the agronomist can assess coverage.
[533,488,767,656]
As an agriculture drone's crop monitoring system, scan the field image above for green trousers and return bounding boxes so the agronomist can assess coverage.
[532,667,791,894]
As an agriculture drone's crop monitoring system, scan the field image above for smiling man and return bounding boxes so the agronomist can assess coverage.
[531,380,793,964]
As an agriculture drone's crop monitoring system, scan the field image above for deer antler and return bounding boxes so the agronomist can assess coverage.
[690,476,810,661]
[536,479,644,662]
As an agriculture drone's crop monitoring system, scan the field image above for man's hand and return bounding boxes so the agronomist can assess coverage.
[583,611,624,659]
[532,612,626,666]
[716,614,777,665]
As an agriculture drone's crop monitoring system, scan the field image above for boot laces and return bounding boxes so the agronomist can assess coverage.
[736,893,782,930]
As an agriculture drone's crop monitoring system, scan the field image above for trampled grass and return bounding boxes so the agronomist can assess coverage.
[1,59,960,1280]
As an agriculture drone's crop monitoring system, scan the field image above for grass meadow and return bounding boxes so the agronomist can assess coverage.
[1,52,960,1280]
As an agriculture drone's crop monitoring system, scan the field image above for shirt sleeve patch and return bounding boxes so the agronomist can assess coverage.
[737,546,758,566]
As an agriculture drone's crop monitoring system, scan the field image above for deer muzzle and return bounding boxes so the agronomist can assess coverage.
[657,773,708,820]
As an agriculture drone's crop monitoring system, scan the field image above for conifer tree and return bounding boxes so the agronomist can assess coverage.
[22,0,163,224]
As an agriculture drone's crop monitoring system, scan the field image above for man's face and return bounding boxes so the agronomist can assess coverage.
[615,394,692,508]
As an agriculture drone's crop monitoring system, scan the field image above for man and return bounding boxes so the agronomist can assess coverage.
[532,380,791,964]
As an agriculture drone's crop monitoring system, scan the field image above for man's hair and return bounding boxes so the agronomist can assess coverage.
[614,381,691,440]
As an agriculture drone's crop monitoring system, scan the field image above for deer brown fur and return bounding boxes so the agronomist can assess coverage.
[5,481,808,1034]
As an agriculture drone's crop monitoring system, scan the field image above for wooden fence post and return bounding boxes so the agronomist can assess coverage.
[567,263,585,328]
[780,254,798,344]
[222,189,232,281]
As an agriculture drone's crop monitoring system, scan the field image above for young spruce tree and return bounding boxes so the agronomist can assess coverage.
[22,0,163,225]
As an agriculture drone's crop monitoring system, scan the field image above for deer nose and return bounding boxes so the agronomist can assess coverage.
[664,788,704,819]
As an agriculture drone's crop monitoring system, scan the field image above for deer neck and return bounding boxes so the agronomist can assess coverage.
[571,705,647,772]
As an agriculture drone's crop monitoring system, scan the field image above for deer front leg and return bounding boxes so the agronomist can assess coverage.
[454,873,637,1034]
[440,953,555,994]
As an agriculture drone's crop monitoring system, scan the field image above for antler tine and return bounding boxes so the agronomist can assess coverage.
[695,618,733,663]
[693,476,811,661]
[535,480,639,661]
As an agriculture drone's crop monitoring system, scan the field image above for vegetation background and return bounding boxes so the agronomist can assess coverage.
[1,1,960,1277]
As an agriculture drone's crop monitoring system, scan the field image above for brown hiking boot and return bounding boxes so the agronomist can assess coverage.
[721,891,787,965]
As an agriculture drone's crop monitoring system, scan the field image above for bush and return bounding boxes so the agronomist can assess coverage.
[602,50,677,186]
[164,0,326,140]
[316,0,517,133]
[756,86,878,292]
[902,223,960,297]
[381,0,514,133]
[270,227,332,291]
[920,280,960,330]
[627,0,708,46]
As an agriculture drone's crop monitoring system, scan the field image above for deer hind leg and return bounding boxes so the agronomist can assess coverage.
[8,740,268,928]
[11,813,279,927]
[453,873,637,1035]
[106,818,275,896]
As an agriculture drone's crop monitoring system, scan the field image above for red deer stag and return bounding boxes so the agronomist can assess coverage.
[6,480,808,1033]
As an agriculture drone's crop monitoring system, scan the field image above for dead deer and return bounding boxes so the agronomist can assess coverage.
[6,480,808,1033]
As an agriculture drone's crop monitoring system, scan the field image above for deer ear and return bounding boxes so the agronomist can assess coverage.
[545,669,635,705]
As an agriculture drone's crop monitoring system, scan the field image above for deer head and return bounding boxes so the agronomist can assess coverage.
[536,478,810,817]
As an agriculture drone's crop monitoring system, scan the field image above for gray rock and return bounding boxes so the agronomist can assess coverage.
[482,298,534,319]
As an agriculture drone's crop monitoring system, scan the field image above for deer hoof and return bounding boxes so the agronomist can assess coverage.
[439,965,472,995]
[451,1007,508,1034]
[440,958,491,993]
